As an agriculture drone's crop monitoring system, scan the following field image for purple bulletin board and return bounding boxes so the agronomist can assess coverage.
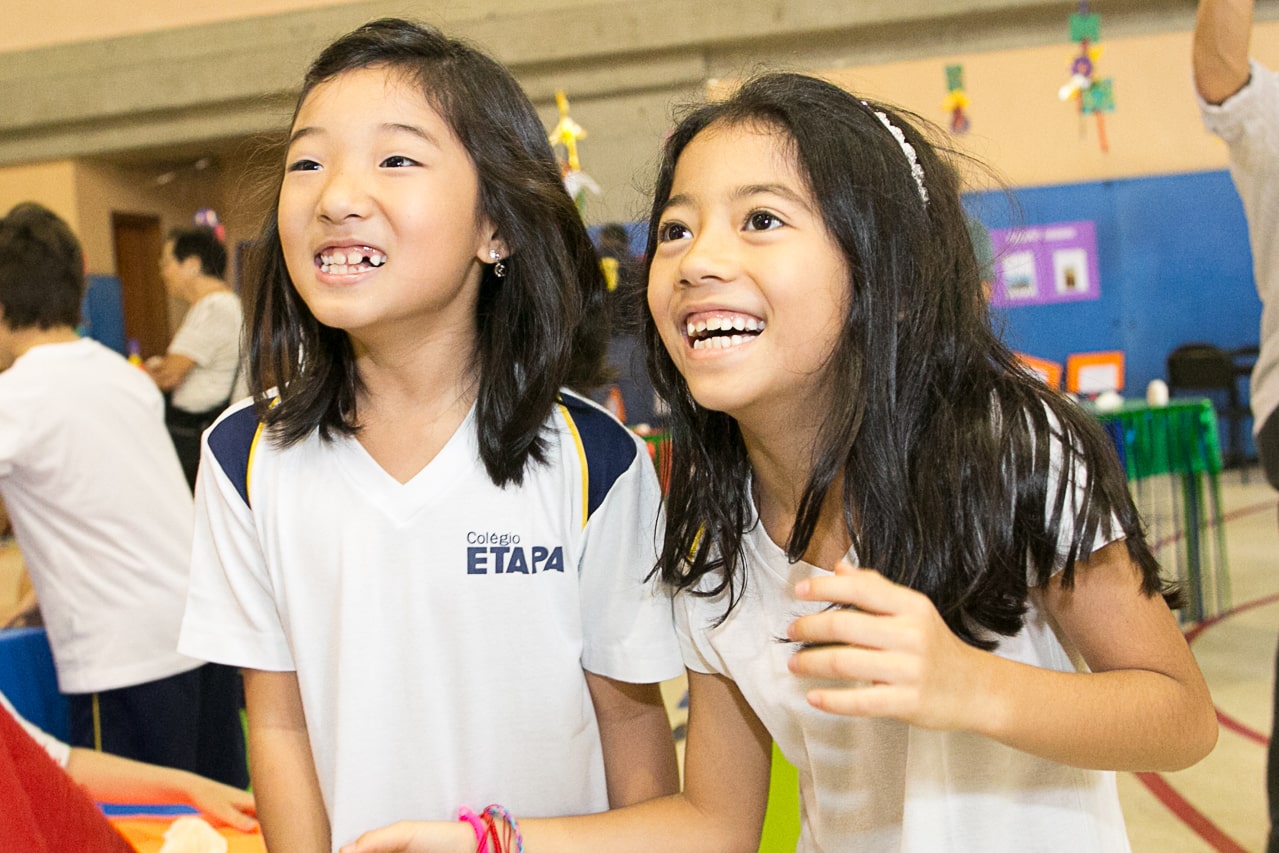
[989,220,1101,308]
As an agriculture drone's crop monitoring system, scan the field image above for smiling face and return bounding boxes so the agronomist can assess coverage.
[647,121,850,430]
[277,65,498,348]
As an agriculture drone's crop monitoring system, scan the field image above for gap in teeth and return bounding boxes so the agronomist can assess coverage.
[319,249,387,268]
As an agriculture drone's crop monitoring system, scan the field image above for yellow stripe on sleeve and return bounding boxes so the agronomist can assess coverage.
[557,403,590,529]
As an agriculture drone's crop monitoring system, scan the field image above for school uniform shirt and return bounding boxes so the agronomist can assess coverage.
[675,433,1132,853]
[0,339,200,694]
[179,390,682,850]
[167,290,245,414]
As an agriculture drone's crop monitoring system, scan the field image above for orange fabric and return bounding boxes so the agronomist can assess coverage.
[109,817,264,853]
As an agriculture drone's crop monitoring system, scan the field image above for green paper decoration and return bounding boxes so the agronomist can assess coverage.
[1081,78,1115,114]
[1070,12,1101,43]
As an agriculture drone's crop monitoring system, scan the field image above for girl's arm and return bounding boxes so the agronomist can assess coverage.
[64,747,256,830]
[243,668,331,852]
[584,672,679,806]
[341,669,772,853]
[1194,0,1254,103]
[787,544,1217,771]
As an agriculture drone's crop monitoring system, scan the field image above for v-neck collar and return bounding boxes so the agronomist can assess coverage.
[332,404,479,523]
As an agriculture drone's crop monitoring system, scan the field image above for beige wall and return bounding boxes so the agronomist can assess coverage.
[0,0,626,54]
[2,11,1277,282]
[0,0,359,53]
[819,21,1279,191]
[0,162,79,234]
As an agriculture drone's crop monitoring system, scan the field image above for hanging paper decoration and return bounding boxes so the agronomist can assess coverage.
[548,90,601,215]
[1057,1,1114,152]
[941,64,970,134]
[193,208,226,242]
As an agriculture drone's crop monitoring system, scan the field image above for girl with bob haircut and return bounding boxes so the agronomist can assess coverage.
[345,72,1216,853]
[178,18,682,852]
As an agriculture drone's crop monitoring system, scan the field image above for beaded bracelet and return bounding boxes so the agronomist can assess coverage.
[457,807,490,853]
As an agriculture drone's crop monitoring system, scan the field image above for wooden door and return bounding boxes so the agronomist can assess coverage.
[111,213,167,359]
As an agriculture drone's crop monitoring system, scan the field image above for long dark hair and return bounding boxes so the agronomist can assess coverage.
[249,18,608,486]
[644,73,1171,646]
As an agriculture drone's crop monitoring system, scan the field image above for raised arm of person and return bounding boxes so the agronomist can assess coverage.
[584,672,679,806]
[341,668,772,853]
[64,747,256,830]
[243,668,330,852]
[1195,0,1255,103]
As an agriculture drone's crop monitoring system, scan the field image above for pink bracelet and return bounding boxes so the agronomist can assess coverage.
[457,807,489,853]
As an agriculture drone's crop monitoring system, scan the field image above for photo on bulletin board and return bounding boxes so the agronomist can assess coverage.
[1053,247,1090,295]
[1002,251,1039,300]
[989,220,1100,308]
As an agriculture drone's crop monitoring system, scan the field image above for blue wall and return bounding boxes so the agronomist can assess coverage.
[966,170,1260,399]
[81,273,126,355]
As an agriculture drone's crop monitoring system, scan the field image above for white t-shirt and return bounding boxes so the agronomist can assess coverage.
[0,339,199,693]
[179,390,682,850]
[168,290,245,413]
[1198,60,1279,434]
[0,690,70,767]
[675,437,1131,852]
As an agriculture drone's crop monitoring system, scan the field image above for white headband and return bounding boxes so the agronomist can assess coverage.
[867,106,929,206]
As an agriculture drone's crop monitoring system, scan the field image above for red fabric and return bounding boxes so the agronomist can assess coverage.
[0,702,135,852]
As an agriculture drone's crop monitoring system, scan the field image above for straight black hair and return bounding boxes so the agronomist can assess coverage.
[643,73,1172,646]
[169,226,228,279]
[249,18,608,486]
[0,202,85,331]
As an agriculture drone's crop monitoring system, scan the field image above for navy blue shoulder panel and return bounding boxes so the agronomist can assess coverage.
[206,405,261,508]
[559,391,638,521]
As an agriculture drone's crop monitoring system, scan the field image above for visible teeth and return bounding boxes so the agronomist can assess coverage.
[319,249,388,272]
[733,317,745,331]
[692,333,756,351]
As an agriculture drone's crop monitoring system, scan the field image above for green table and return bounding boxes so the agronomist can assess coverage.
[1093,399,1230,622]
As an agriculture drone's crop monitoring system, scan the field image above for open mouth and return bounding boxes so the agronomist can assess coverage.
[685,312,766,351]
[317,246,387,275]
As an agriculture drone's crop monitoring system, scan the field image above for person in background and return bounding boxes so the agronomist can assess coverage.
[1194,1,1279,848]
[594,222,661,427]
[146,225,246,490]
[0,203,247,790]
[0,690,256,829]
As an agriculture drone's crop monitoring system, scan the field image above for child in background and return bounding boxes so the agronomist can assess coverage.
[0,203,246,791]
[344,73,1216,853]
[178,18,682,852]
[0,690,256,830]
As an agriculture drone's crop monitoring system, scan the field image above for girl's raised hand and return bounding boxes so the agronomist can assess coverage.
[339,820,474,853]
[786,561,993,732]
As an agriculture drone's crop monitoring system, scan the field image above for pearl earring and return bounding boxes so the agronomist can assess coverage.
[490,249,506,278]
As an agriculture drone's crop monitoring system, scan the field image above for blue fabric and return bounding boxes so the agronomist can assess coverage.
[0,628,68,741]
